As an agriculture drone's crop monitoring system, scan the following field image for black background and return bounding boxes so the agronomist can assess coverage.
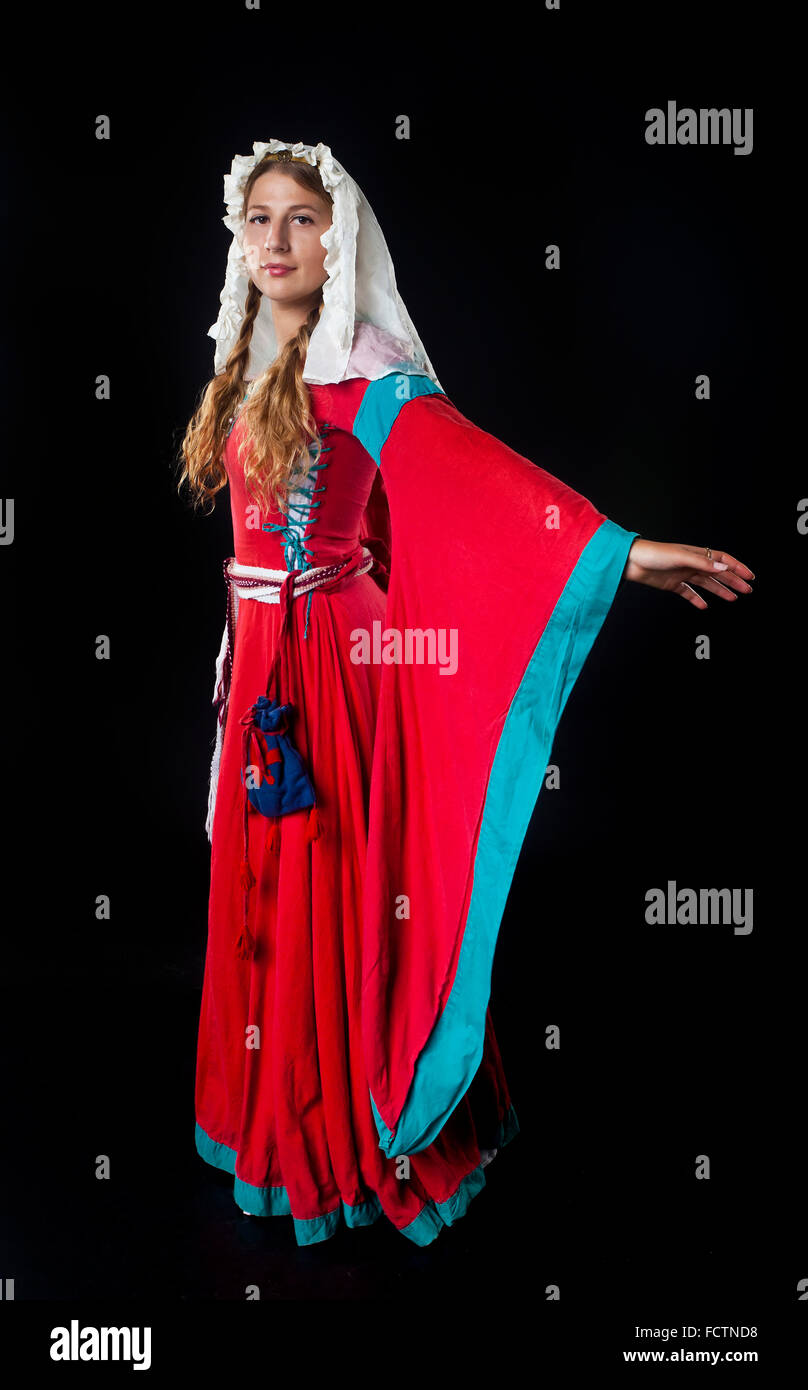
[2,0,803,1370]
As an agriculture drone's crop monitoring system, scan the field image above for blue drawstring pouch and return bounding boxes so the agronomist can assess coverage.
[240,696,316,817]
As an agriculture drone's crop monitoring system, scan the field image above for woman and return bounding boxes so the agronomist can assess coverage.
[177,139,754,1248]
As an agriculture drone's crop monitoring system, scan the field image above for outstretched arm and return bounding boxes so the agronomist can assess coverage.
[623,539,755,609]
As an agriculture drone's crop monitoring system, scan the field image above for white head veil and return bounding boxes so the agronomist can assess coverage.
[207,138,443,392]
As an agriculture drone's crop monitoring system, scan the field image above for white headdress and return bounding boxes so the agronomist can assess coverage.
[207,138,443,392]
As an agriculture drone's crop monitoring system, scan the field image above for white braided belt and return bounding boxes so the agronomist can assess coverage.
[226,546,374,602]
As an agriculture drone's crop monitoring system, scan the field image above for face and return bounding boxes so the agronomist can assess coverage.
[242,170,332,308]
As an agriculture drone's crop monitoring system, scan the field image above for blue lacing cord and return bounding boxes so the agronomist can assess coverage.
[224,408,335,638]
[260,423,333,639]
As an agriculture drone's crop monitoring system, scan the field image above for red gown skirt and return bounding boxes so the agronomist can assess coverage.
[194,401,519,1246]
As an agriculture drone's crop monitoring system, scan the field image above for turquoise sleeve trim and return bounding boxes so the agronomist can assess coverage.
[371,518,640,1156]
[351,372,446,465]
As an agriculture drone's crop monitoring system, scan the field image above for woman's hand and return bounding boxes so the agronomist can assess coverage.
[623,539,755,609]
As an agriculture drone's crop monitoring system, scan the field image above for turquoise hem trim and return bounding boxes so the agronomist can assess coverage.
[195,1113,508,1248]
[399,1202,444,1246]
[343,1193,384,1228]
[372,519,640,1155]
[195,1122,237,1176]
[496,1103,521,1149]
[195,1121,382,1245]
[399,1160,487,1246]
[351,372,445,466]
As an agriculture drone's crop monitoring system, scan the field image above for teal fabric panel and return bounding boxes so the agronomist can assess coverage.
[351,372,446,465]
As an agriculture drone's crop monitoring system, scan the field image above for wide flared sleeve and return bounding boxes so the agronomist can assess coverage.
[348,372,639,1157]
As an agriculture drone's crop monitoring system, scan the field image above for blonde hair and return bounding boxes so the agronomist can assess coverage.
[176,154,334,516]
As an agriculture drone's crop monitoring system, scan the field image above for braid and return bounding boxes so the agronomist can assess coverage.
[224,280,262,393]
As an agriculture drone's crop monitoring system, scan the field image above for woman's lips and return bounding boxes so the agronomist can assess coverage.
[263,265,294,276]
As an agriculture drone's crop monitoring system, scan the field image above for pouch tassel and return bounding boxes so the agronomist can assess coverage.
[235,924,256,961]
[237,854,256,961]
[306,804,321,843]
[265,818,281,853]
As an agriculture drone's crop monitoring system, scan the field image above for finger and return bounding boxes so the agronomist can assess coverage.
[686,574,741,600]
[703,568,753,595]
[677,545,755,580]
[690,566,753,595]
[676,581,707,609]
[705,550,755,581]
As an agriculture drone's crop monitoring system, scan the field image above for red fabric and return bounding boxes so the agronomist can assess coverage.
[195,382,513,1235]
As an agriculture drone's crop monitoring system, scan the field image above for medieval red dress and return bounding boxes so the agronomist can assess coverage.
[194,371,639,1246]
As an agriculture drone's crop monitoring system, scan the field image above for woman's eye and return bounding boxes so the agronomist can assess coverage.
[248,215,313,225]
